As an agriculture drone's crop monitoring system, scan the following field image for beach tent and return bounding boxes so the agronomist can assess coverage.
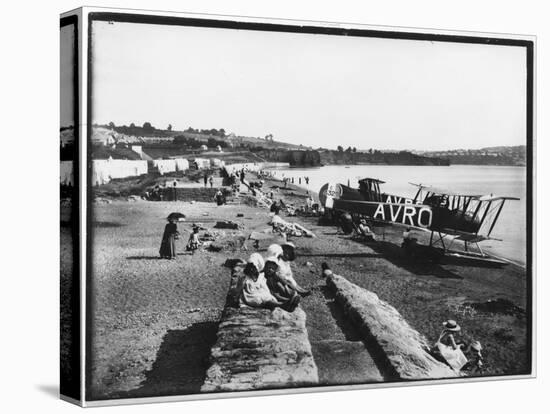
[92,159,148,185]
[153,159,177,175]
[174,158,190,171]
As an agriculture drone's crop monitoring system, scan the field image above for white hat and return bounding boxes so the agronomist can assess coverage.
[266,244,283,262]
[247,253,265,272]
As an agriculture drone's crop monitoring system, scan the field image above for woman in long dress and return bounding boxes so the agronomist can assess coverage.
[159,218,179,259]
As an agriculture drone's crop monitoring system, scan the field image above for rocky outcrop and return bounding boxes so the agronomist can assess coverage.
[326,274,458,380]
[201,263,319,392]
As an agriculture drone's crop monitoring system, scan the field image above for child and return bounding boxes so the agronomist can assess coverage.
[239,253,281,309]
[186,226,201,254]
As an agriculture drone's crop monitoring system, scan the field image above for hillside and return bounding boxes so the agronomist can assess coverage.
[415,146,526,166]
[320,149,449,166]
[92,123,305,150]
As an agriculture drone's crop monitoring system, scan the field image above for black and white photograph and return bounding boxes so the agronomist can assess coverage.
[56,4,538,409]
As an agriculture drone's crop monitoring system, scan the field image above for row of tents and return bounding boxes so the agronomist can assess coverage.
[61,157,230,186]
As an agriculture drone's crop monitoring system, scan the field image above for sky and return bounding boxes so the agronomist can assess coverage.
[60,24,75,128]
[91,21,527,151]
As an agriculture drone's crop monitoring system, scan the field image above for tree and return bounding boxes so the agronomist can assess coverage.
[352,147,357,153]
[369,148,373,154]
[337,145,344,152]
[345,146,352,153]
[142,122,154,132]
[129,123,136,128]
[167,124,172,131]
[108,121,115,129]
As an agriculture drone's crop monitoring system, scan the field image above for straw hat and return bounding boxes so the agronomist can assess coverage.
[442,320,461,332]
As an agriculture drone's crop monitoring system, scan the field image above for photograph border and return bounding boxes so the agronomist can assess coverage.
[60,12,81,403]
[77,7,535,406]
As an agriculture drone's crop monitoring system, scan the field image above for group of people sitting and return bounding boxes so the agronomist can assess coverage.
[238,243,310,312]
[432,319,484,374]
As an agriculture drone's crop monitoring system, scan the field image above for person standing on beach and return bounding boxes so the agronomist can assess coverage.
[306,195,313,212]
[305,177,309,185]
[203,174,208,187]
[159,218,180,259]
[299,177,302,185]
[209,176,214,188]
[214,189,225,206]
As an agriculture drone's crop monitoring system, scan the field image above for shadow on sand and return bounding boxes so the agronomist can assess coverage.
[367,241,462,280]
[301,252,381,259]
[117,322,219,399]
[126,256,163,260]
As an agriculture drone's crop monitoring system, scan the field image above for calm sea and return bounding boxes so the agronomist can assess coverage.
[266,165,527,265]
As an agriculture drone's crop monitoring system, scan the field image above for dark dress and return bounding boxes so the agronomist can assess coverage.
[159,222,179,259]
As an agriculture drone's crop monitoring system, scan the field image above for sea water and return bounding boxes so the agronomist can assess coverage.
[266,165,528,265]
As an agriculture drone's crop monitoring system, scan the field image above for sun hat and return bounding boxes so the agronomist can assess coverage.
[247,253,265,273]
[266,244,283,261]
[442,320,461,332]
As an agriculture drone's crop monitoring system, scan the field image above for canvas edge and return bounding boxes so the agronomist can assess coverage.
[60,5,537,407]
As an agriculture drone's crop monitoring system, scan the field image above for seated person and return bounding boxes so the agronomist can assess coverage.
[239,253,281,309]
[264,250,301,312]
[461,340,484,374]
[431,320,468,371]
[355,219,376,241]
[401,227,417,248]
[267,243,310,296]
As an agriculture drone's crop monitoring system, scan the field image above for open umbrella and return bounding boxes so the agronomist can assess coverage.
[167,212,186,222]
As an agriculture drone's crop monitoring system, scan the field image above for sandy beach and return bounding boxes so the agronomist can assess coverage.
[61,172,529,400]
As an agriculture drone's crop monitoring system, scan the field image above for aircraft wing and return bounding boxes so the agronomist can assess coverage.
[478,195,521,201]
[408,182,482,197]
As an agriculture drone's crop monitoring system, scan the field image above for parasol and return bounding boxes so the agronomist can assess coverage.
[167,212,186,222]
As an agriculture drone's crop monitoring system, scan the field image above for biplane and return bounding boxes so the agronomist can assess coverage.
[319,178,519,264]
